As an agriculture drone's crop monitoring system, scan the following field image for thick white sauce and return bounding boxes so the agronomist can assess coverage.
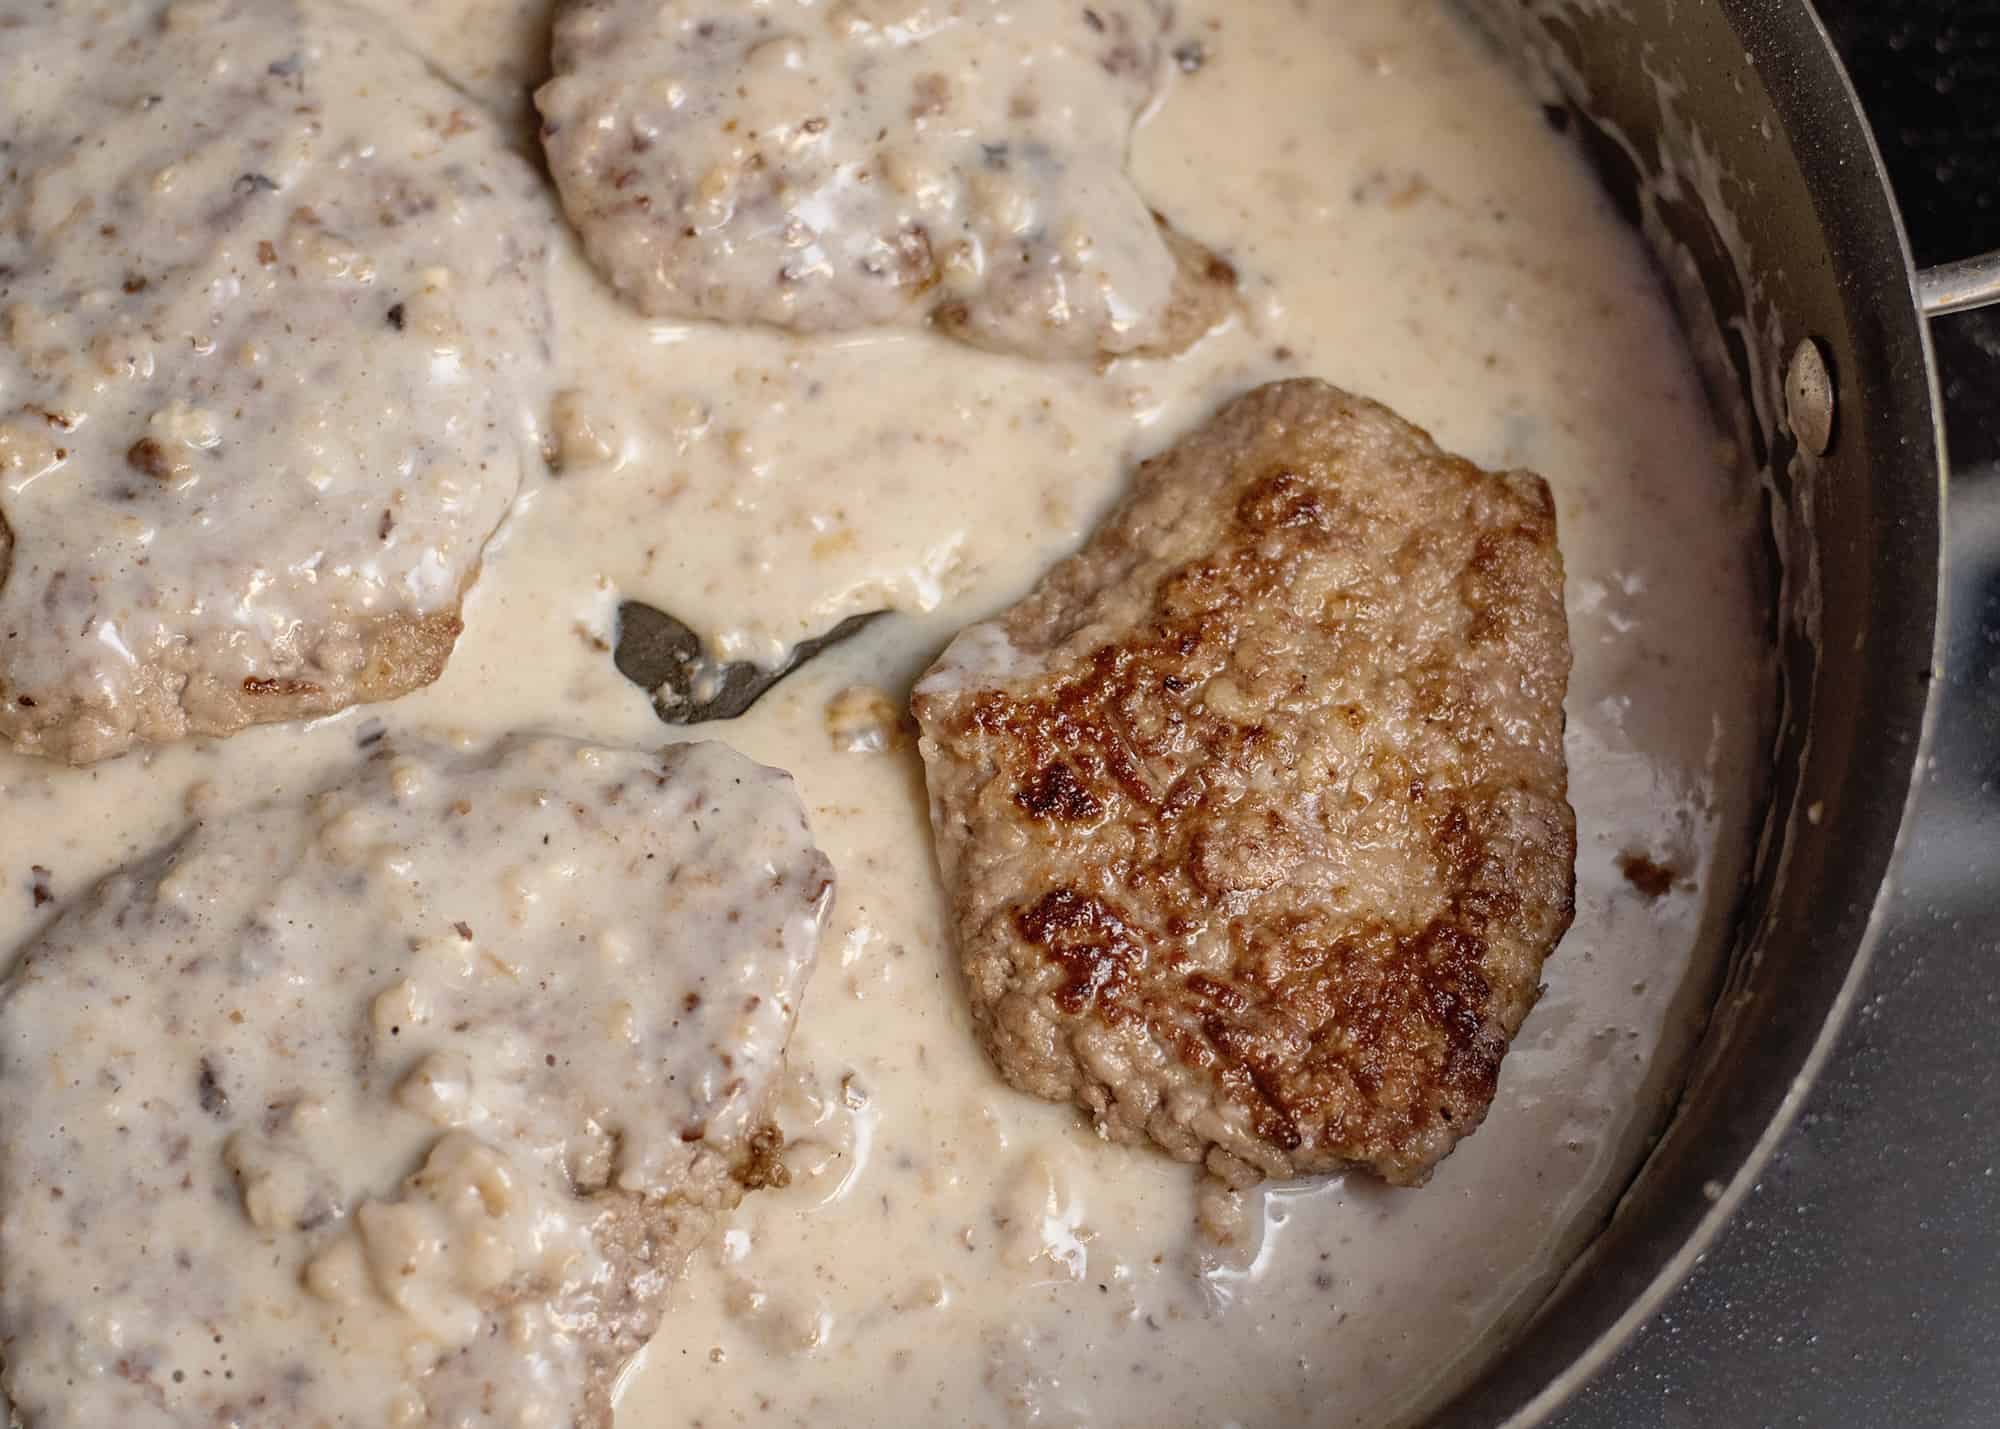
[0,0,1767,1425]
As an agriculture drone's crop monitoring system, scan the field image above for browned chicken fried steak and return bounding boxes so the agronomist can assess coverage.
[0,0,552,763]
[538,0,1236,360]
[913,379,1575,1186]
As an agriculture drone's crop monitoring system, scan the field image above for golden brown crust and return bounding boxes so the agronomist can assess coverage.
[913,379,1575,1186]
[0,609,464,765]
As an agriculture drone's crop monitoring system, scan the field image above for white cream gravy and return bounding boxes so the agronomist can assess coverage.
[0,0,1768,1424]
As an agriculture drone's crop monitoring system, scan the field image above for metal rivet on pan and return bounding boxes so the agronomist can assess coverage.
[1785,338,1835,456]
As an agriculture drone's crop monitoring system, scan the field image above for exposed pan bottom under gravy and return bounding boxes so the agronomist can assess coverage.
[0,0,1768,1424]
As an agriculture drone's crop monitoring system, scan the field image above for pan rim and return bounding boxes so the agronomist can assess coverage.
[1428,0,1949,1421]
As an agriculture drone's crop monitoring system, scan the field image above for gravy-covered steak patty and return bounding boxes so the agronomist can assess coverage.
[537,0,1236,360]
[913,379,1574,1186]
[0,0,553,764]
[0,735,831,1427]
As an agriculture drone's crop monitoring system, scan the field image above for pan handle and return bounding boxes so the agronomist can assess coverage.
[1919,252,2000,318]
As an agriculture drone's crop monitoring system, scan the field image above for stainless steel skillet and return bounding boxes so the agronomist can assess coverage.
[1431,1,2000,1421]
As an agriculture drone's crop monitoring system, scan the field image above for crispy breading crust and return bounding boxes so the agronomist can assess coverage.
[0,607,464,765]
[913,379,1575,1186]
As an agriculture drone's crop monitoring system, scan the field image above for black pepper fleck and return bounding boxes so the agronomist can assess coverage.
[197,1057,229,1117]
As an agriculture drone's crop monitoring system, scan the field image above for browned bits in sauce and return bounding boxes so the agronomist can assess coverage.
[126,437,190,482]
[909,72,951,118]
[1617,852,1678,900]
[196,1057,229,1116]
[737,1123,790,1190]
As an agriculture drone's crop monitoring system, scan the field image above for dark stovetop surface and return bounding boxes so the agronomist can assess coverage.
[1553,6,2000,1428]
